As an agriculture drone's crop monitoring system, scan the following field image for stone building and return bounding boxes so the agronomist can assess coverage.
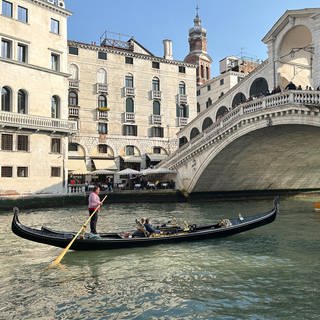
[66,35,197,176]
[0,0,76,195]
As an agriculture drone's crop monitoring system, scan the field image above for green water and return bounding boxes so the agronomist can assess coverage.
[0,197,319,319]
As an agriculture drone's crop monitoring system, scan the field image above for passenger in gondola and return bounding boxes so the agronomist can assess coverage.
[144,218,160,234]
[132,218,149,237]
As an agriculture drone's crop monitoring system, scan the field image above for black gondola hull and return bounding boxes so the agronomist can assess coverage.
[11,199,278,251]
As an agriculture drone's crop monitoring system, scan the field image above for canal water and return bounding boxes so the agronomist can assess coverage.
[0,197,319,320]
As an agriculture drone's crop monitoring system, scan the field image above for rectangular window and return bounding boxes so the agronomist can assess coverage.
[51,53,60,71]
[1,39,12,58]
[17,135,29,151]
[152,61,160,69]
[98,51,107,60]
[68,143,78,152]
[123,125,137,136]
[17,166,28,177]
[17,6,28,23]
[2,0,12,18]
[68,46,78,55]
[197,90,200,96]
[179,66,186,73]
[50,18,60,34]
[51,138,61,153]
[151,127,164,138]
[51,167,61,177]
[98,123,108,134]
[207,85,211,91]
[125,57,133,64]
[220,79,224,85]
[1,134,13,150]
[153,147,161,154]
[17,43,27,63]
[1,166,12,177]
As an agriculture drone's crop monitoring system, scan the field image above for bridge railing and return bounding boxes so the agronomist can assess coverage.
[165,90,320,166]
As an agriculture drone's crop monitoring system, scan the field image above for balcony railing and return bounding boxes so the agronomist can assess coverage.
[69,79,80,89]
[123,112,135,123]
[150,114,162,125]
[177,94,188,105]
[123,87,135,97]
[176,117,188,127]
[96,83,108,94]
[68,106,80,118]
[150,90,162,100]
[0,111,78,134]
[97,109,109,120]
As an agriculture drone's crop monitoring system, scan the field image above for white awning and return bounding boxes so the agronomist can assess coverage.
[93,159,117,170]
[146,153,168,162]
[122,156,142,163]
[67,159,88,174]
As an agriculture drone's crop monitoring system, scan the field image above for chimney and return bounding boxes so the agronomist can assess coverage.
[163,39,173,60]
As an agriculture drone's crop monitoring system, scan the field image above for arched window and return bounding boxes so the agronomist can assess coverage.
[232,92,246,108]
[206,66,210,80]
[125,74,134,88]
[179,81,186,95]
[98,95,107,108]
[152,77,160,91]
[249,77,269,97]
[68,91,78,106]
[153,101,160,115]
[126,98,134,113]
[176,105,188,118]
[202,117,213,131]
[97,68,107,84]
[216,106,229,121]
[179,136,188,147]
[1,86,11,111]
[51,95,60,118]
[18,89,27,114]
[190,127,200,140]
[69,64,79,80]
[201,65,204,78]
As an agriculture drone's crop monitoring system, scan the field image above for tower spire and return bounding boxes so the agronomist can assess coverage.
[196,4,199,17]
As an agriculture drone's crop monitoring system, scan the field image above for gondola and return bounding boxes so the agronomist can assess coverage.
[11,198,279,251]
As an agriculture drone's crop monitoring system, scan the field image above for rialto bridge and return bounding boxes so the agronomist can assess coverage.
[160,9,320,194]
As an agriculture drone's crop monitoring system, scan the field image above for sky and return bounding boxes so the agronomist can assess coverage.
[65,0,320,75]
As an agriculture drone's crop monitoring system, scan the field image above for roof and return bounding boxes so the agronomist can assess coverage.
[262,8,320,43]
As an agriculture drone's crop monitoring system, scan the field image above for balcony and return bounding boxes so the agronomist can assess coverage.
[97,109,109,120]
[69,79,80,90]
[0,111,78,134]
[123,87,135,97]
[177,94,188,105]
[122,112,135,123]
[150,90,162,100]
[68,106,80,118]
[176,117,188,127]
[96,83,108,94]
[150,114,162,125]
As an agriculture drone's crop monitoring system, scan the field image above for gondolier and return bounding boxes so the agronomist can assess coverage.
[88,186,102,234]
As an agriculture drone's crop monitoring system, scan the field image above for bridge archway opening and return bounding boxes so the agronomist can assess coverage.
[190,127,200,140]
[232,92,246,108]
[250,78,269,97]
[216,106,229,121]
[277,25,313,89]
[179,136,188,147]
[202,117,213,131]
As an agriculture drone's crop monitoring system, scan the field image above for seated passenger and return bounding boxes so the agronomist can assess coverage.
[144,218,160,234]
[132,218,149,237]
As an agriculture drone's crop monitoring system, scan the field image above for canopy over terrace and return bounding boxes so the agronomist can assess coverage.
[92,159,117,171]
[67,159,89,174]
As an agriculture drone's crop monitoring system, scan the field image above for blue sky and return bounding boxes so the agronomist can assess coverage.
[65,0,319,75]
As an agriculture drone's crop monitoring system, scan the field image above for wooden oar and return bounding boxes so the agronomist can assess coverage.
[49,194,108,268]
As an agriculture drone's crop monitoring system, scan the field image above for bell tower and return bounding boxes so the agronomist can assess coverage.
[184,7,212,86]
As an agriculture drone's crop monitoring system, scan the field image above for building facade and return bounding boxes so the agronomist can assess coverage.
[0,0,76,195]
[67,36,197,176]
